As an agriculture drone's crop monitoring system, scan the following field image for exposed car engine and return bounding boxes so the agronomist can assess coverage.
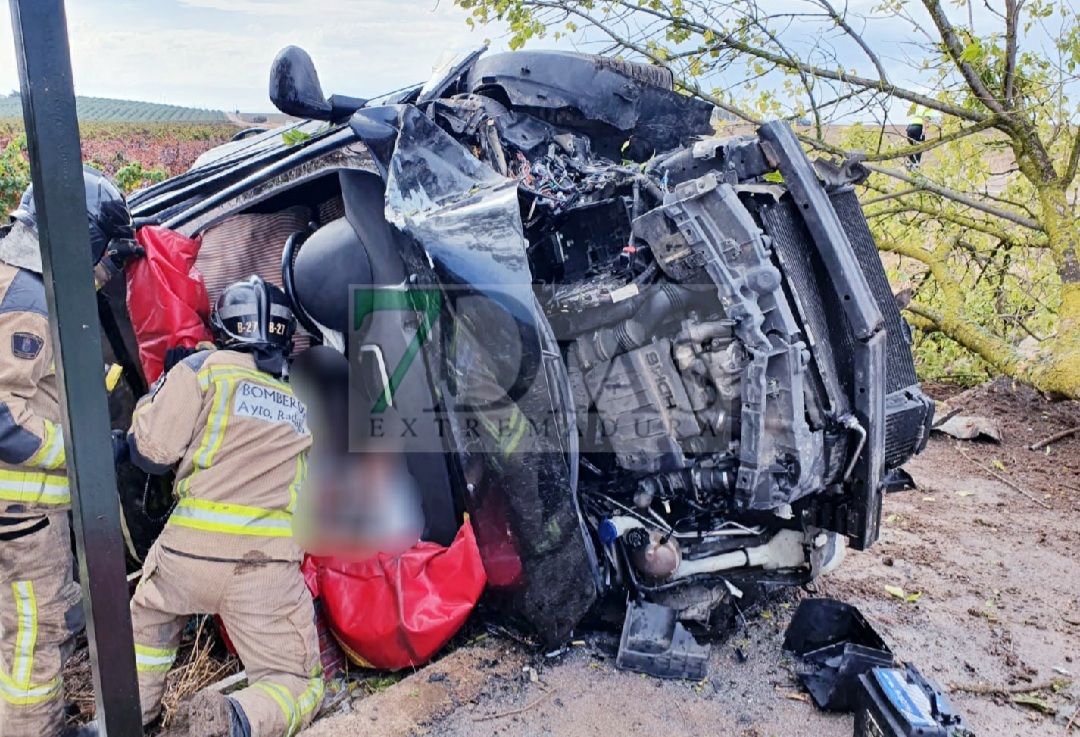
[123,46,934,649]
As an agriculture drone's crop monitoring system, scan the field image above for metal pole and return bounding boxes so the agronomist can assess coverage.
[8,1,143,735]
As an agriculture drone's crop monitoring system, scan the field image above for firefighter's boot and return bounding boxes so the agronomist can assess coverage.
[162,690,250,737]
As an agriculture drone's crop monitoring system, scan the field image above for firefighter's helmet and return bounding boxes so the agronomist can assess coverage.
[210,276,296,354]
[11,165,134,266]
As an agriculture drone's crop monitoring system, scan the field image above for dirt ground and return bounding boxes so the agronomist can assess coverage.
[302,379,1080,737]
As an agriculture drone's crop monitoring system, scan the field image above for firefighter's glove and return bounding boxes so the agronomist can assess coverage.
[163,342,214,373]
[111,429,130,465]
[105,238,145,269]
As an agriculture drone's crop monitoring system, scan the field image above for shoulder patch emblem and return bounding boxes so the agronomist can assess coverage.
[11,332,43,360]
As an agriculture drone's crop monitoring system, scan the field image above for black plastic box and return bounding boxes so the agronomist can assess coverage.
[854,664,973,737]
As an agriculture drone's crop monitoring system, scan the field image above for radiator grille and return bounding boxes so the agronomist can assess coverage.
[761,198,853,412]
[761,191,920,399]
[829,190,919,394]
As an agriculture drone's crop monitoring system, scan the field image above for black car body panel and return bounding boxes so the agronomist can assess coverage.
[119,48,932,646]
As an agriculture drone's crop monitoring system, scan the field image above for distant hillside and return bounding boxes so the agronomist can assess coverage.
[0,94,227,123]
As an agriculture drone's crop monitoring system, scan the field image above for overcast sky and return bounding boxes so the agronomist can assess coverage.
[1,0,1065,123]
[0,0,513,111]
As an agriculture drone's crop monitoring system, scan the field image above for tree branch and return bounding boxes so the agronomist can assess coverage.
[867,204,1030,246]
[876,239,939,266]
[906,301,1026,378]
[608,0,990,124]
[1065,128,1080,187]
[1003,0,1019,107]
[863,163,1044,230]
[920,0,1008,116]
[860,117,999,162]
[863,187,921,206]
[813,0,890,83]
[745,14,824,139]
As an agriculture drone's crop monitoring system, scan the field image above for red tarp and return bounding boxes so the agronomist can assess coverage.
[311,519,487,670]
[127,226,212,384]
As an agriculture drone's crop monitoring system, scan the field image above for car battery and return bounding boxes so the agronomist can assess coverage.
[854,664,973,737]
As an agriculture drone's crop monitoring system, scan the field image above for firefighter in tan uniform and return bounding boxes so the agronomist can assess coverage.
[124,276,322,737]
[0,167,138,737]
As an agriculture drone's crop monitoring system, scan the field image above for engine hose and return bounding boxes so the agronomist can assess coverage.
[635,174,666,205]
[567,281,693,337]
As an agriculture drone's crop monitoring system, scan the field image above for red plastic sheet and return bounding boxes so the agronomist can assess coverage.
[127,226,212,384]
[312,519,487,670]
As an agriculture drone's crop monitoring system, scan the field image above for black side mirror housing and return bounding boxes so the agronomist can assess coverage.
[269,46,368,123]
[269,46,333,120]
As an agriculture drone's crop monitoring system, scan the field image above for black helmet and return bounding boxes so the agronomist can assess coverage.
[11,165,134,265]
[210,276,297,355]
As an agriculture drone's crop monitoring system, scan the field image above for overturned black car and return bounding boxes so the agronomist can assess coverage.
[108,46,933,650]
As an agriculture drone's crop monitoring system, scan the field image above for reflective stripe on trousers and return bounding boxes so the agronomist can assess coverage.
[253,669,324,737]
[134,643,178,674]
[0,469,69,506]
[0,581,62,706]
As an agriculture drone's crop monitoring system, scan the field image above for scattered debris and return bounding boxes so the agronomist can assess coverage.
[930,407,963,429]
[884,586,922,603]
[615,600,710,681]
[955,446,1051,509]
[782,599,895,712]
[949,678,1071,696]
[1012,693,1055,715]
[883,467,917,494]
[933,415,1002,442]
[206,670,247,693]
[472,688,557,723]
[1030,425,1080,451]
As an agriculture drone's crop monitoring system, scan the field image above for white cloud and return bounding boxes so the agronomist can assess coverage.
[0,0,499,111]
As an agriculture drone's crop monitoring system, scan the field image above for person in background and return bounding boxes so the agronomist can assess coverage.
[0,167,139,737]
[122,276,322,737]
[906,104,933,168]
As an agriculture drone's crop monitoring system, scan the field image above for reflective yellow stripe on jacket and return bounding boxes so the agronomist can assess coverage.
[174,366,293,500]
[25,421,64,471]
[170,497,294,537]
[168,365,301,538]
[0,469,69,506]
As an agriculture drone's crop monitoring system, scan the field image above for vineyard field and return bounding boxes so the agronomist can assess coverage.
[0,120,238,208]
[0,93,227,123]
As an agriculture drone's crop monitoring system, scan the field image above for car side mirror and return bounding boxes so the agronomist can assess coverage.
[269,46,333,120]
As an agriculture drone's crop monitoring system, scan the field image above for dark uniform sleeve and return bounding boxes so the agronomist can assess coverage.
[0,309,65,470]
[128,361,204,474]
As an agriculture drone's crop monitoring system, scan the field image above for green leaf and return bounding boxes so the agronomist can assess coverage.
[905,592,922,603]
[1011,694,1055,714]
[281,129,311,146]
[885,585,906,599]
[960,41,983,63]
